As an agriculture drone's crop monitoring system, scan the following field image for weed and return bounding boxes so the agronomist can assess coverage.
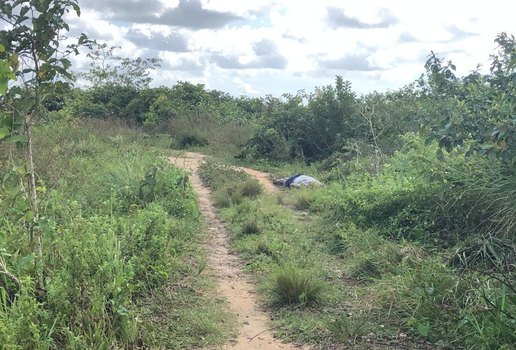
[326,232,347,254]
[0,120,227,349]
[198,161,248,191]
[349,258,381,280]
[288,188,320,211]
[328,313,370,344]
[212,189,232,208]
[137,280,233,349]
[458,282,516,349]
[212,185,243,208]
[211,180,262,209]
[271,266,324,307]
[241,218,261,235]
[238,179,262,198]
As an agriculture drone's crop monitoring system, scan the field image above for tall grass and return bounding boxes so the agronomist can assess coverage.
[0,119,229,349]
[164,117,252,157]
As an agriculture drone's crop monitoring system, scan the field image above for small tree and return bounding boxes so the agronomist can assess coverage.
[0,0,91,277]
[428,33,516,165]
[81,43,161,89]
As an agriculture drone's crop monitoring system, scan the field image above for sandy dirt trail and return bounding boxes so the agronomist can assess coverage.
[168,152,297,350]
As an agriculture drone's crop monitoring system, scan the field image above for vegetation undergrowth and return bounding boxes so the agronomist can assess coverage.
[0,119,231,349]
[198,140,515,349]
[1,6,514,348]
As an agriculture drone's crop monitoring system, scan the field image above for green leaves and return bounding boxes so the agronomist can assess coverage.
[0,127,9,140]
[0,44,16,95]
[427,33,516,167]
[0,114,24,142]
[0,0,87,89]
[0,60,16,96]
[33,0,51,13]
[71,1,81,16]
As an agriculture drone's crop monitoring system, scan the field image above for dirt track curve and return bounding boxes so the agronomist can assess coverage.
[168,152,298,350]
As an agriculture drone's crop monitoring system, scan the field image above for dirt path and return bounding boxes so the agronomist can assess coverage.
[168,152,296,350]
[233,166,279,194]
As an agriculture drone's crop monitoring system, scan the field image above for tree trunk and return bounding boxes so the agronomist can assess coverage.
[26,118,42,261]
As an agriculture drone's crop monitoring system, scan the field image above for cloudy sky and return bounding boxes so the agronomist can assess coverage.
[67,0,516,97]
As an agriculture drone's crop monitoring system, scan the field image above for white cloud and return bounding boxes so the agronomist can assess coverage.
[62,0,516,96]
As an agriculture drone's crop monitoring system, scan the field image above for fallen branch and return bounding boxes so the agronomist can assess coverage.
[249,327,276,342]
[0,257,21,289]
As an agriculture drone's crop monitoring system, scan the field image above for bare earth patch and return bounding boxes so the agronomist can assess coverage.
[168,152,297,350]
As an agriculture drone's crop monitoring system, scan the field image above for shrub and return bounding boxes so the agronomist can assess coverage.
[92,151,197,217]
[212,189,233,208]
[240,127,291,161]
[0,119,212,348]
[116,204,189,294]
[349,258,381,280]
[212,179,262,209]
[200,161,262,209]
[0,280,51,350]
[460,283,516,349]
[370,258,466,341]
[287,188,323,211]
[177,131,209,149]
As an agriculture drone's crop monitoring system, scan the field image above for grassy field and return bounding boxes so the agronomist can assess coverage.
[197,153,515,350]
[0,119,233,349]
[1,116,514,349]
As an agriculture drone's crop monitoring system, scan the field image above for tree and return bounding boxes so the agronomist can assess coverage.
[240,77,360,162]
[0,0,91,278]
[429,33,516,166]
[306,76,358,159]
[81,43,161,89]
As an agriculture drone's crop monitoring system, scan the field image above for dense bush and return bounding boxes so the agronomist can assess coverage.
[62,81,264,128]
[64,85,138,119]
[44,215,137,347]
[240,76,362,162]
[308,134,515,347]
[316,134,516,253]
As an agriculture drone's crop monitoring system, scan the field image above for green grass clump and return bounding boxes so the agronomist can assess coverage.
[238,179,262,198]
[198,161,249,191]
[212,185,244,208]
[349,258,382,280]
[199,161,262,211]
[285,187,324,211]
[328,313,370,344]
[241,217,261,235]
[211,180,262,209]
[271,266,324,307]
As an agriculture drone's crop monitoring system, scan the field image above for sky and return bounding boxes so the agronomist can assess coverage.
[65,0,516,97]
